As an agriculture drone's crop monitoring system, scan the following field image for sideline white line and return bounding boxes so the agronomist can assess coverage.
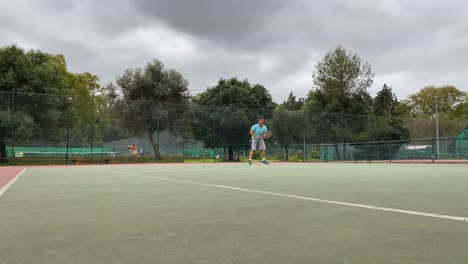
[0,168,27,198]
[127,165,343,174]
[112,170,468,223]
[129,167,261,173]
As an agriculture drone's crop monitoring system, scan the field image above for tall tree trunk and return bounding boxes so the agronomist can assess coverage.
[148,134,160,161]
[334,144,341,161]
[0,139,7,164]
[228,145,234,161]
[343,143,347,161]
[235,147,240,161]
[285,144,289,161]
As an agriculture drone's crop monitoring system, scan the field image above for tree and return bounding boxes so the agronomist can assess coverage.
[0,45,72,163]
[311,45,374,113]
[403,85,467,138]
[304,45,374,159]
[357,102,410,160]
[192,78,275,161]
[407,85,466,117]
[374,84,398,117]
[0,45,69,93]
[0,110,35,162]
[116,59,190,160]
[76,72,100,94]
[94,82,127,143]
[453,100,468,120]
[270,106,303,160]
[373,84,409,140]
[282,92,305,111]
[65,72,101,146]
[350,115,410,160]
[354,84,410,159]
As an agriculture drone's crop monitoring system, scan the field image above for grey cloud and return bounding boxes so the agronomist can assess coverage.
[0,0,467,103]
[135,0,286,47]
[86,0,153,37]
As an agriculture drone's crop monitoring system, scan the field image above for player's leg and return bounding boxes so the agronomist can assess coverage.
[249,138,257,165]
[259,140,269,164]
[249,150,255,164]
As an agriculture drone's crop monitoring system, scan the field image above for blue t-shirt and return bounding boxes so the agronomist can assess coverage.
[251,124,268,138]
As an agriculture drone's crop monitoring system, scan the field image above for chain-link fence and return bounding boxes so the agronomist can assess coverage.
[1,91,467,165]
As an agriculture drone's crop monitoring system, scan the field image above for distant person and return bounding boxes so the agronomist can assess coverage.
[249,117,269,165]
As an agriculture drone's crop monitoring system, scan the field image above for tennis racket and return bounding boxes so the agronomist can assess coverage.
[263,130,273,140]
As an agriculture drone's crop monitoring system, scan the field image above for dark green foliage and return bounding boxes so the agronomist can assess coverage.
[192,78,275,161]
[116,59,190,160]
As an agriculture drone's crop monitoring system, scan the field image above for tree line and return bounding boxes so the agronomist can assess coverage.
[0,44,467,162]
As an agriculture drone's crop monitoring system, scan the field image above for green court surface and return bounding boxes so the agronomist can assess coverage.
[1,163,468,264]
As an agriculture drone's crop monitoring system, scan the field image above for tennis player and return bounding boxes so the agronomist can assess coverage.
[249,117,269,165]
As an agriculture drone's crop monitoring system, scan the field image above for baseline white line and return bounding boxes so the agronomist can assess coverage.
[0,168,27,198]
[112,170,468,223]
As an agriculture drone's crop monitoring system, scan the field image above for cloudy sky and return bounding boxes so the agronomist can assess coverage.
[1,0,467,102]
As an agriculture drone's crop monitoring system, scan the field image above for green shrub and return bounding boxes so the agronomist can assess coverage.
[296,150,304,160]
[310,150,320,160]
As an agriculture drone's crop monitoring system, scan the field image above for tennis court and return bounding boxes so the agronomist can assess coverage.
[1,163,467,263]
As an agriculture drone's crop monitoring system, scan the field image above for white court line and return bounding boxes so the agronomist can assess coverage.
[130,167,261,173]
[111,170,468,223]
[0,168,27,198]
[128,166,340,174]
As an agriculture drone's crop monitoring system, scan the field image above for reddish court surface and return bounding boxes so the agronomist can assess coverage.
[0,167,25,189]
[337,160,468,164]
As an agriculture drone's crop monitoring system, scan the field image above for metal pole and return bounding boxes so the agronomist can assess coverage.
[303,112,306,162]
[157,114,160,160]
[182,138,185,163]
[66,96,72,165]
[90,93,94,162]
[212,104,216,163]
[435,99,440,160]
[10,88,15,158]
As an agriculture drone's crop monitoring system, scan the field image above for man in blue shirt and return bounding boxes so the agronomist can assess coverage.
[249,117,269,165]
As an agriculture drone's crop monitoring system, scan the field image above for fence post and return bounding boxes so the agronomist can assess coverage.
[182,138,185,163]
[10,88,16,158]
[388,145,392,163]
[431,138,435,163]
[211,104,216,163]
[66,96,73,165]
[157,112,160,161]
[91,94,94,163]
[303,111,307,162]
[326,144,329,162]
[90,93,94,162]
[101,143,104,164]
[459,138,462,159]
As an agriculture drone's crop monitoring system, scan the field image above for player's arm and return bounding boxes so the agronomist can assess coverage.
[250,129,259,139]
[262,127,268,138]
